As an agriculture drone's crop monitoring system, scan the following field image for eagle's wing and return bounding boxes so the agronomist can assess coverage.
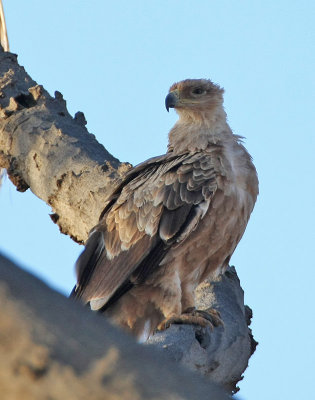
[72,151,218,310]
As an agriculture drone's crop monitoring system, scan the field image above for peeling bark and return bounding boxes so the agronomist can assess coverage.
[0,49,130,243]
[0,46,257,393]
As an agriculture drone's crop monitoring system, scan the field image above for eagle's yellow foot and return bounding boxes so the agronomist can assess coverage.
[157,307,223,331]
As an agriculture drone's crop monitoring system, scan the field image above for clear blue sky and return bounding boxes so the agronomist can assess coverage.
[1,1,315,399]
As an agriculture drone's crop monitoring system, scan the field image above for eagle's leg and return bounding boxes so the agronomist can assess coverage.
[157,280,223,331]
[157,307,223,331]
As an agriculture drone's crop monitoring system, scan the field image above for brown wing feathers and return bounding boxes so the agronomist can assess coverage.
[72,152,217,310]
[70,230,104,299]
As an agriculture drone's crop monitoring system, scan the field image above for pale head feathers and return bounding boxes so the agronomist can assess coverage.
[166,79,231,154]
[168,78,224,110]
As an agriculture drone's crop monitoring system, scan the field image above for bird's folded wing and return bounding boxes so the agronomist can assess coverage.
[72,151,218,308]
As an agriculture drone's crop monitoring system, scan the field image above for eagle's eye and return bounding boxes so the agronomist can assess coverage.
[192,87,205,95]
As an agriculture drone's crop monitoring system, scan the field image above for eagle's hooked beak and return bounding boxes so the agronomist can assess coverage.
[165,90,180,112]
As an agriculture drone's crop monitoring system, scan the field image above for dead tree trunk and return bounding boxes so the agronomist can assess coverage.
[0,46,256,394]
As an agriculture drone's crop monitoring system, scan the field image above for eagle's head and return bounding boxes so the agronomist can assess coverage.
[165,79,224,116]
[166,79,229,152]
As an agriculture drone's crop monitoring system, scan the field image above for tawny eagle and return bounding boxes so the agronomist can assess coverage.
[71,79,258,341]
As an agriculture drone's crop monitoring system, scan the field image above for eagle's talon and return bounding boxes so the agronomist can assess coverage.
[183,306,196,313]
[157,308,223,332]
[194,308,224,328]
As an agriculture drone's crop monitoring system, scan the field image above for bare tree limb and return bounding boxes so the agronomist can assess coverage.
[0,47,131,242]
[0,252,231,400]
[0,0,9,185]
[0,0,9,52]
[0,45,257,393]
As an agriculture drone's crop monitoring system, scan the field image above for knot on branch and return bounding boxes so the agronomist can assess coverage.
[54,90,66,106]
[14,92,37,108]
[0,153,29,191]
[28,85,43,101]
[74,111,87,127]
[0,85,43,118]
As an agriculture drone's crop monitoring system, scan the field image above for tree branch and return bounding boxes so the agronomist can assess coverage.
[0,252,231,400]
[0,46,257,393]
[0,47,130,243]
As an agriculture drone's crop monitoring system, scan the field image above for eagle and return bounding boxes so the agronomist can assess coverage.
[71,79,259,342]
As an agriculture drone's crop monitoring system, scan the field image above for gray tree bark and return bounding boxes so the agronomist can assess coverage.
[0,49,130,243]
[0,46,257,395]
[0,252,231,400]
